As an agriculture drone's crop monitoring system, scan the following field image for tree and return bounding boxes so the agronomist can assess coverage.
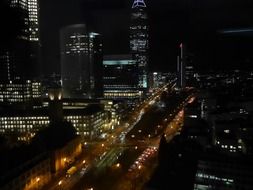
[158,134,167,163]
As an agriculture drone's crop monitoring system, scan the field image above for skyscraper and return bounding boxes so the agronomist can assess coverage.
[0,0,41,81]
[27,0,39,42]
[9,0,40,42]
[60,24,90,98]
[177,43,186,89]
[89,33,103,98]
[60,24,103,98]
[130,0,149,95]
[27,0,41,78]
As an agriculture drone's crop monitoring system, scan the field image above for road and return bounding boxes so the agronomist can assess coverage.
[45,83,196,190]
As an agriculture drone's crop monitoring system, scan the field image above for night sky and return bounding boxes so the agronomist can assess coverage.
[40,0,253,75]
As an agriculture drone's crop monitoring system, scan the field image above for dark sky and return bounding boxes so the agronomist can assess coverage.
[40,0,253,75]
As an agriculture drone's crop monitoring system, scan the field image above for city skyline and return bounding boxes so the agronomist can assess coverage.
[40,0,253,74]
[1,1,253,190]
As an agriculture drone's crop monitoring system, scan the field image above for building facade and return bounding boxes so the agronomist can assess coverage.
[103,55,141,100]
[60,24,90,98]
[130,0,149,94]
[60,24,103,98]
[1,153,51,190]
[0,80,41,103]
[0,106,107,142]
[89,33,103,98]
[0,136,82,190]
[0,0,41,81]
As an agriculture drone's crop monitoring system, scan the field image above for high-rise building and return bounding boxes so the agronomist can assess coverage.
[27,0,40,42]
[103,54,141,100]
[60,24,103,98]
[60,24,90,98]
[0,0,41,81]
[177,43,186,89]
[130,0,149,94]
[27,0,41,78]
[9,0,40,43]
[89,32,103,98]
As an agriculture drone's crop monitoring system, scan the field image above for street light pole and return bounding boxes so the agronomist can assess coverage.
[36,177,40,189]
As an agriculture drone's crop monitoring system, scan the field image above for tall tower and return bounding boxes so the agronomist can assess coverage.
[60,24,103,99]
[60,24,90,98]
[27,0,40,42]
[89,33,103,98]
[27,0,41,78]
[177,43,186,89]
[0,0,41,81]
[130,0,149,95]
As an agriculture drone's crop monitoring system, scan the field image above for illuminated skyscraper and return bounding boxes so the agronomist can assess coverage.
[0,0,41,81]
[27,0,41,78]
[27,0,39,42]
[60,24,90,98]
[9,0,40,42]
[89,33,103,98]
[60,24,103,98]
[130,0,149,94]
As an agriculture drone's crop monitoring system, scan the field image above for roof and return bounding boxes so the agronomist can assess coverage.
[132,0,146,9]
[0,104,103,117]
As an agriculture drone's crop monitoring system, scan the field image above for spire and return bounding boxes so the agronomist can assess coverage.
[132,0,146,8]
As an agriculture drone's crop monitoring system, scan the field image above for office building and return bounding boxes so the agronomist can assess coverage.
[0,105,107,141]
[27,0,41,78]
[0,0,41,80]
[0,80,42,103]
[89,32,103,98]
[103,54,141,100]
[60,24,103,98]
[130,0,149,94]
[27,0,40,42]
[194,154,253,190]
[149,72,169,90]
[101,100,121,131]
[60,24,89,98]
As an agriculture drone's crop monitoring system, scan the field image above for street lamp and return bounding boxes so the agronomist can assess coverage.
[58,180,62,190]
[36,177,40,189]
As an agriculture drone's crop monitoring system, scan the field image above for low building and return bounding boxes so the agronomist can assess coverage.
[0,105,107,141]
[0,121,82,190]
[194,153,253,190]
[52,136,82,173]
[0,152,51,190]
[64,105,107,140]
[100,100,122,131]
